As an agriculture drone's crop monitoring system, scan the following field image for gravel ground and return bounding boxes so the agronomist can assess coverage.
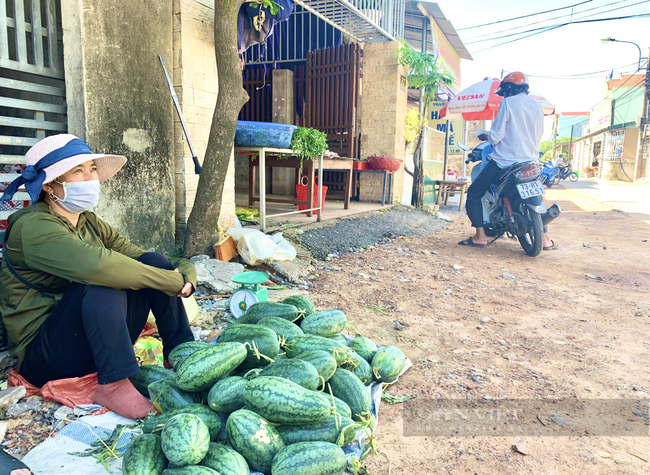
[298,206,447,259]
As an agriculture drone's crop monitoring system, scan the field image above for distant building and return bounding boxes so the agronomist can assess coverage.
[570,73,646,182]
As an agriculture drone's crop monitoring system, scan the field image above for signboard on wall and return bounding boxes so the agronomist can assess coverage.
[428,101,464,155]
[430,19,461,92]
[589,98,613,132]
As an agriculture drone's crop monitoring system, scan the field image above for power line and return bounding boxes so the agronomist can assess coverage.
[464,0,633,42]
[582,67,643,113]
[470,13,650,53]
[508,62,645,79]
[457,0,593,30]
[466,5,650,45]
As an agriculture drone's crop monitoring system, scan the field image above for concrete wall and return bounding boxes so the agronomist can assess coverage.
[62,0,176,252]
[173,0,237,235]
[358,41,408,204]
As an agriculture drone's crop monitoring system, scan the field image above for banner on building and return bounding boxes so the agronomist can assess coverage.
[589,99,613,132]
[430,20,461,92]
[428,102,464,155]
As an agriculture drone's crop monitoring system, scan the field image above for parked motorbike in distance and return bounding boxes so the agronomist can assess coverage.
[551,164,579,186]
[540,162,559,188]
[458,141,561,257]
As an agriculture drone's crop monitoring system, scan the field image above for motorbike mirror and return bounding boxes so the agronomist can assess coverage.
[477,129,488,136]
[457,143,471,152]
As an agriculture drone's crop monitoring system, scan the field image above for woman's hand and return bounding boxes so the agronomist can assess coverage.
[174,268,194,297]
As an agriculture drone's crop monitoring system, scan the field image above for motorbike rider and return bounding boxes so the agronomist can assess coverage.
[459,72,556,250]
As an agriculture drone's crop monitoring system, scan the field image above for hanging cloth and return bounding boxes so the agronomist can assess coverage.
[237,0,294,54]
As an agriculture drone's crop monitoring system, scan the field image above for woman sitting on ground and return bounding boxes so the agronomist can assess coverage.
[0,134,196,419]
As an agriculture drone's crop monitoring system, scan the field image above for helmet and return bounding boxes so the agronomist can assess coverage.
[496,71,529,96]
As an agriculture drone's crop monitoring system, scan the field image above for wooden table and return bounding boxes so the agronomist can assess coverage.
[239,147,354,231]
[435,180,469,211]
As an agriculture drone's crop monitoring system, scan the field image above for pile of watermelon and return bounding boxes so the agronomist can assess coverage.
[123,295,408,475]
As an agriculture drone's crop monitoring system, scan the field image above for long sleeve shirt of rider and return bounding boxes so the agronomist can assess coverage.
[487,92,544,169]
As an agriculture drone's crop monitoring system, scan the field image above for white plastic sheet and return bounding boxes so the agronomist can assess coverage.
[227,229,296,265]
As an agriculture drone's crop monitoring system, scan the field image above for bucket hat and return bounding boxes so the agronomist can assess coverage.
[0,134,127,204]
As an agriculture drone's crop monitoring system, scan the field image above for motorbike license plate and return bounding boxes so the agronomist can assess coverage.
[516,181,545,199]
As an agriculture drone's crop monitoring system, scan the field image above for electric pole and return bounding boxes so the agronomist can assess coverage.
[633,49,650,181]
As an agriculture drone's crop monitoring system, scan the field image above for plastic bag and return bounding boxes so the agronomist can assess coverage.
[8,368,108,413]
[226,229,297,265]
[147,296,199,326]
[134,336,164,366]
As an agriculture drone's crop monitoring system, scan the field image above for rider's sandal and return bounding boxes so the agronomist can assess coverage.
[458,237,486,248]
[543,240,559,251]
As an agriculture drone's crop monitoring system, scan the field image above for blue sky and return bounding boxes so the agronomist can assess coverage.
[430,0,648,137]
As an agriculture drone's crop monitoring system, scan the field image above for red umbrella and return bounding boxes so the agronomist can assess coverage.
[440,78,555,120]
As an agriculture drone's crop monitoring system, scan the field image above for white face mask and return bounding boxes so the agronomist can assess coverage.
[54,180,101,213]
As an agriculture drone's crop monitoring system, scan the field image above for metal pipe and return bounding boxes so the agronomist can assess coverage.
[541,204,561,226]
[159,55,202,174]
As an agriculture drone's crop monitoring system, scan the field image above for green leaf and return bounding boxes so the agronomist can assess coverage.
[289,127,329,167]
[381,391,415,404]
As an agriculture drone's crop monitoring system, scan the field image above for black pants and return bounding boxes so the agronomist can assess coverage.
[0,449,29,475]
[20,253,194,386]
[465,160,506,228]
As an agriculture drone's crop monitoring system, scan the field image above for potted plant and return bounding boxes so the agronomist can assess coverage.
[353,157,370,171]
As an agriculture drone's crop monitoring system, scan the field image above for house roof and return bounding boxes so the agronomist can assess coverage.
[606,74,644,90]
[403,1,472,60]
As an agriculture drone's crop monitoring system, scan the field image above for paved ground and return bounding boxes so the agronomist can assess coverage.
[554,178,650,218]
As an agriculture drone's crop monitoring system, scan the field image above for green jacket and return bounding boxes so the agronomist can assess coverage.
[0,202,197,368]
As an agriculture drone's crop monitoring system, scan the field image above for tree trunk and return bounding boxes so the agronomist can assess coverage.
[411,124,425,207]
[183,0,250,257]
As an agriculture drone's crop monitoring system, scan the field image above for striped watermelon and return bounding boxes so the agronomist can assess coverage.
[129,365,175,397]
[168,341,209,368]
[175,342,247,392]
[141,403,222,441]
[293,350,337,383]
[160,414,210,467]
[281,295,315,316]
[300,310,347,338]
[217,324,280,369]
[371,345,406,382]
[271,441,347,475]
[342,350,373,385]
[258,359,320,390]
[148,379,201,413]
[327,369,372,421]
[348,335,377,362]
[162,467,218,475]
[276,414,356,445]
[200,442,249,475]
[207,376,248,414]
[122,433,166,475]
[244,376,331,425]
[257,316,304,339]
[226,409,284,474]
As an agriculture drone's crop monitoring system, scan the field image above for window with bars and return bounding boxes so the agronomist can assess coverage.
[0,0,66,239]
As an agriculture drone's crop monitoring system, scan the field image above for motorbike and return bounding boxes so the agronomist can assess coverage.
[551,164,579,185]
[458,140,562,257]
[540,162,559,188]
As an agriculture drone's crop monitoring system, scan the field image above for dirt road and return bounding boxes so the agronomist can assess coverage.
[311,181,650,475]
